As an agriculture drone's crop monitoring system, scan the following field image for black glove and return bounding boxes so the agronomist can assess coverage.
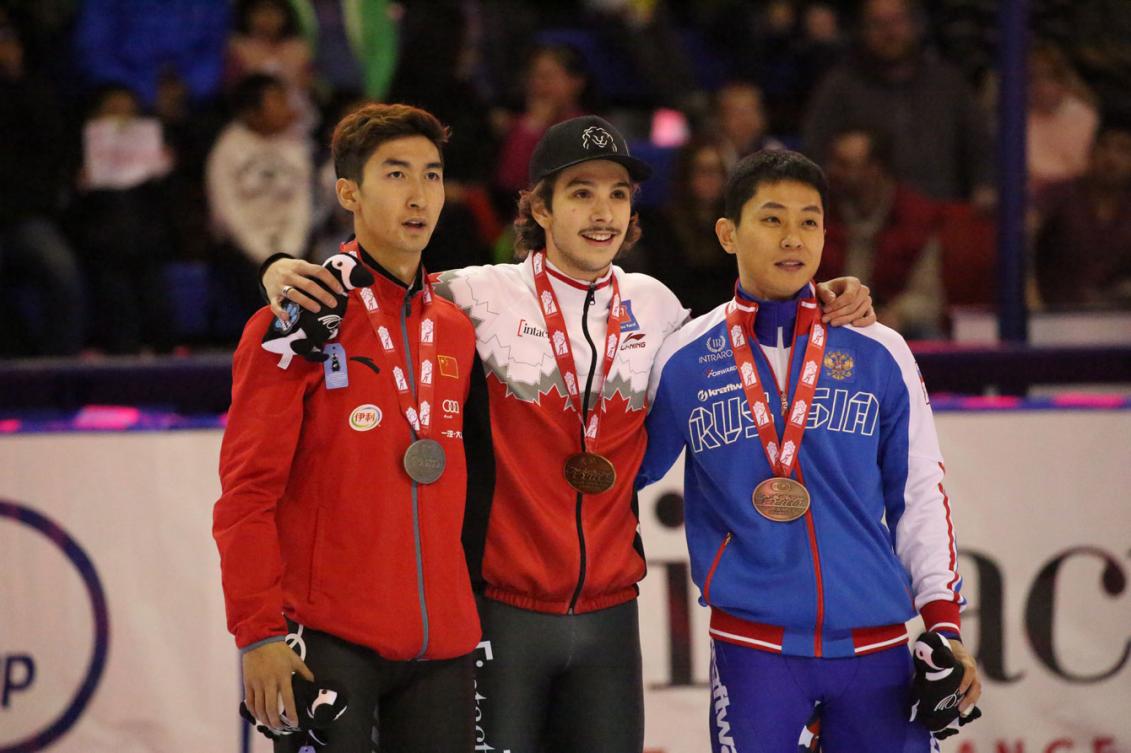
[910,631,982,739]
[239,674,349,747]
[261,253,375,367]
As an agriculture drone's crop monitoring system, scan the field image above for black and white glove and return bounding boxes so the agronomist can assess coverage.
[239,674,349,747]
[910,631,982,739]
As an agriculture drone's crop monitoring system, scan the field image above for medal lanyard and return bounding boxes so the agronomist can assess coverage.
[345,241,439,439]
[530,251,623,448]
[725,283,828,478]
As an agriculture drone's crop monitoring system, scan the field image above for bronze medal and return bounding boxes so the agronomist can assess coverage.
[403,439,446,484]
[752,477,810,522]
[563,452,616,494]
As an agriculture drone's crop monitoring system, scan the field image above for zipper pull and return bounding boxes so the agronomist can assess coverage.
[781,394,789,415]
[585,283,596,308]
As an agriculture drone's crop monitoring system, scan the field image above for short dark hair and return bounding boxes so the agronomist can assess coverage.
[829,126,895,174]
[512,172,642,258]
[231,73,285,117]
[331,102,450,183]
[724,150,829,222]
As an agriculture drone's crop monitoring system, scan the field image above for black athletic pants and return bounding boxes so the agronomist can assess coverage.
[275,620,475,753]
[473,598,645,753]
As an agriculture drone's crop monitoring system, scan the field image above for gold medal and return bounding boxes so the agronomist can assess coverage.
[752,477,810,522]
[563,452,616,494]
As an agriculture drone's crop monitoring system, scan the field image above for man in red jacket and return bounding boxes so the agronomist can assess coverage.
[213,103,481,752]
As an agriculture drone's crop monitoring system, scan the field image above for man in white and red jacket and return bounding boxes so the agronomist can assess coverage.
[214,103,481,752]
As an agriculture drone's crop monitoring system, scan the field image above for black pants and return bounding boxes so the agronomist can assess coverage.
[474,598,644,753]
[276,621,475,753]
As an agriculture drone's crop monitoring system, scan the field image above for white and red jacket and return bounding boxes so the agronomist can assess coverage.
[435,255,688,614]
[214,257,480,661]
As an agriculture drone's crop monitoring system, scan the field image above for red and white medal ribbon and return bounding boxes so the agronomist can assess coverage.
[725,282,828,479]
[530,251,623,448]
[345,240,439,438]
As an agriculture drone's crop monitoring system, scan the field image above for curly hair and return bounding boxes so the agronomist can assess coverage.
[332,103,450,184]
[512,174,643,259]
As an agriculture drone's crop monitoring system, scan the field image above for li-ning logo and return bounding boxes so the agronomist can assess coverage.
[581,126,617,151]
[697,383,742,402]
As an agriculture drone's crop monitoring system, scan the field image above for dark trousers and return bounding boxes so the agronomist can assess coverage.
[275,621,475,753]
[474,598,645,753]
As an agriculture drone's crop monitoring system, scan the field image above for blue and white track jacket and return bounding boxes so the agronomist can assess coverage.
[638,289,964,658]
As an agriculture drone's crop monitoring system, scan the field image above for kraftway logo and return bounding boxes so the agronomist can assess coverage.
[1,500,109,752]
[698,383,742,402]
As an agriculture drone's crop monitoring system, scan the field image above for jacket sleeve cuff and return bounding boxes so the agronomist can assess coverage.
[258,252,295,303]
[238,634,287,655]
[921,600,962,638]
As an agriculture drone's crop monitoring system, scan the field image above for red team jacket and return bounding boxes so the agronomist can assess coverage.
[213,263,481,661]
[436,256,688,614]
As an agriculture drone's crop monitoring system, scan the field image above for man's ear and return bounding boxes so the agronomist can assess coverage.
[715,217,737,256]
[531,192,553,231]
[336,178,359,212]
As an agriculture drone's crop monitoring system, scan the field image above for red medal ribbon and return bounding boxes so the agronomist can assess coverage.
[346,240,439,439]
[529,251,623,448]
[725,282,828,479]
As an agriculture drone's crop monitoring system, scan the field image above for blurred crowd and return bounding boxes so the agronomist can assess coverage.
[1,0,1130,357]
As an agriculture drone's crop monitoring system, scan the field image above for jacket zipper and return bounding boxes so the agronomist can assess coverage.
[567,283,599,614]
[401,289,430,658]
[702,532,733,604]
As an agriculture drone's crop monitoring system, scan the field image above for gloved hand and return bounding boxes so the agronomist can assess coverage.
[239,674,349,747]
[910,631,982,739]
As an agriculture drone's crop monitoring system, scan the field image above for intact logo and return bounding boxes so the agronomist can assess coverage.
[516,319,547,339]
[620,332,647,351]
[698,383,742,402]
[615,299,641,332]
[824,351,855,381]
[0,500,109,752]
[581,126,617,151]
[349,404,382,431]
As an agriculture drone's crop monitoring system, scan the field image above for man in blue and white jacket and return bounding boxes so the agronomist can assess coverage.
[638,150,981,752]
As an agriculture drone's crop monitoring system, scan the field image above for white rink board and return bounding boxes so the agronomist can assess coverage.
[1,410,1129,752]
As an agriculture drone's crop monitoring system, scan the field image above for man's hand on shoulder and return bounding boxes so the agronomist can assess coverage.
[263,257,344,324]
[816,277,876,327]
[241,640,315,730]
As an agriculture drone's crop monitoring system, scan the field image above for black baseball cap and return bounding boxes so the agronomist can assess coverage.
[528,115,653,184]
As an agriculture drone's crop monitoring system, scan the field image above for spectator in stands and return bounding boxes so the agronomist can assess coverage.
[73,0,230,107]
[75,84,174,354]
[822,128,946,338]
[492,44,589,208]
[1034,124,1131,308]
[388,1,497,271]
[0,21,84,356]
[713,80,785,170]
[226,0,316,135]
[1028,42,1099,197]
[206,73,312,323]
[643,136,735,316]
[802,0,995,206]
